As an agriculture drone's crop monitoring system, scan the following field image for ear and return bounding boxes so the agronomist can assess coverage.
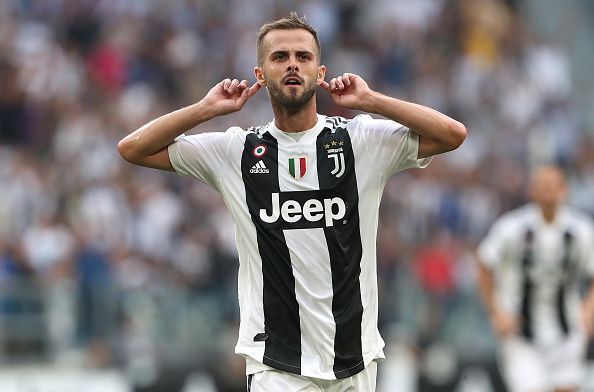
[254,67,266,86]
[316,65,326,86]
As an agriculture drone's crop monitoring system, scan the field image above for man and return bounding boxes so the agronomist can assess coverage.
[118,13,466,391]
[477,165,594,392]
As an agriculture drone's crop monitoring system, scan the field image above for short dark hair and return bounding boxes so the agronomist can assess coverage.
[256,12,321,66]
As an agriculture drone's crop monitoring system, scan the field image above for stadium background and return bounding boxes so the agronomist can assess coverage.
[1,0,594,391]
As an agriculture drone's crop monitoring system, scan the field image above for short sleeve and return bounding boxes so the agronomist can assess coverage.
[577,218,594,278]
[348,114,432,176]
[168,129,237,191]
[478,219,511,269]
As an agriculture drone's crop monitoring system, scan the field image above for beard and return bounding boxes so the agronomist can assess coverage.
[267,77,317,111]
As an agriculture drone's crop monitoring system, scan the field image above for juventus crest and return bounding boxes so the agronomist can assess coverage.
[324,139,346,178]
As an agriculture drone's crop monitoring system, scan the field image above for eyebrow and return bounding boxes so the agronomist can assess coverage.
[269,50,314,57]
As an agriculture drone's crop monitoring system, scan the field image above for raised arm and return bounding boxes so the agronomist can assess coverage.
[321,73,466,158]
[117,79,261,171]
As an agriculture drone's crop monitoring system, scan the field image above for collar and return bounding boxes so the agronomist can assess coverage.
[266,114,327,144]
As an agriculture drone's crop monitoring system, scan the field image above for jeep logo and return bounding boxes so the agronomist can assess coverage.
[259,192,346,227]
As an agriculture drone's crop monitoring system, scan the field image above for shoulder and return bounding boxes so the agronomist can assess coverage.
[564,206,594,235]
[491,205,535,236]
[244,125,266,136]
[343,114,407,135]
[324,115,350,132]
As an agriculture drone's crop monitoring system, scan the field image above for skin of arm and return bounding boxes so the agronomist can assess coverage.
[117,79,261,170]
[321,73,467,158]
[476,260,518,338]
[581,280,594,338]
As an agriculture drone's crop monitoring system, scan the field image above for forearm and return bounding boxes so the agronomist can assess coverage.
[118,100,216,160]
[361,91,466,149]
[477,262,499,316]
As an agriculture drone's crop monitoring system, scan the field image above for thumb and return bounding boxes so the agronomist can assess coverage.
[320,81,330,91]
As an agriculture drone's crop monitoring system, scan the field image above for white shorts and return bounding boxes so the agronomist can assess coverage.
[500,334,586,392]
[247,361,378,392]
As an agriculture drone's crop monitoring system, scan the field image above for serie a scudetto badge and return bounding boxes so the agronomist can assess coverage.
[288,157,307,180]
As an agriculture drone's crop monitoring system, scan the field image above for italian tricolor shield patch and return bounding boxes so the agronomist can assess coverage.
[288,157,307,180]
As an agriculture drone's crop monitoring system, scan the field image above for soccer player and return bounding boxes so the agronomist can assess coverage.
[118,13,466,391]
[477,165,594,392]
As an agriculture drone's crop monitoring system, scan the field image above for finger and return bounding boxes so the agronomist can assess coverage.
[228,79,240,93]
[246,82,262,98]
[222,78,232,91]
[343,73,351,87]
[320,81,330,91]
[336,76,345,90]
[237,80,249,90]
[237,83,262,108]
[329,78,337,91]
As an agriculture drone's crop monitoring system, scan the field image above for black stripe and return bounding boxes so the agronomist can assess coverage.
[241,132,301,374]
[247,374,253,392]
[316,122,364,378]
[520,229,534,340]
[557,231,574,336]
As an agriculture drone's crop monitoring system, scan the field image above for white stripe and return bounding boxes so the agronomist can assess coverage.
[227,134,266,363]
[285,229,336,376]
[349,127,385,366]
[277,138,337,378]
[294,158,302,179]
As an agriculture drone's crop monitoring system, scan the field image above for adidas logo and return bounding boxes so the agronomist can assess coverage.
[250,160,269,174]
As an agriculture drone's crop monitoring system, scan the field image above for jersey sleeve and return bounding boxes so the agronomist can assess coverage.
[577,217,594,278]
[348,114,433,177]
[477,218,511,269]
[167,128,238,191]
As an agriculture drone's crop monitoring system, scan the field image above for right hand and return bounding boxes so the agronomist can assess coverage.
[202,79,261,117]
[490,309,518,338]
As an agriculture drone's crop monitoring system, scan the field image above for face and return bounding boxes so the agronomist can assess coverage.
[529,166,567,210]
[255,29,325,110]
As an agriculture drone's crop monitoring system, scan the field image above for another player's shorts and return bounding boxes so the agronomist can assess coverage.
[247,361,378,392]
[500,334,586,392]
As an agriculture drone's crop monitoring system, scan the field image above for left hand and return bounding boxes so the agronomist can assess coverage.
[321,73,372,111]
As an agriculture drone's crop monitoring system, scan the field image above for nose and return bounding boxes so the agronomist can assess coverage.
[287,55,299,72]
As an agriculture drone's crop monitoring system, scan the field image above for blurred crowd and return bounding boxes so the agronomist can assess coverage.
[1,0,594,390]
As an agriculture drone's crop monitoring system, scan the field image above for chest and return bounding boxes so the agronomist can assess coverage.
[513,227,576,282]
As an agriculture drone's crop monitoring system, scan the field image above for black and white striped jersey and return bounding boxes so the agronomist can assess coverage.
[478,204,594,344]
[168,114,431,379]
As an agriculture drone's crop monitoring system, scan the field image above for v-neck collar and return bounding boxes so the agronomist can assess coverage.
[266,114,327,144]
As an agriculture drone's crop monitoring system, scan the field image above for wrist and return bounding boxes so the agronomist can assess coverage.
[359,90,380,113]
[194,99,220,121]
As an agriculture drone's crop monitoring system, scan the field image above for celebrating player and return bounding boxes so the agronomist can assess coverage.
[477,165,594,392]
[118,12,466,391]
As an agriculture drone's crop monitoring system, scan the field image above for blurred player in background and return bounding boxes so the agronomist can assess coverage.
[477,165,594,392]
[118,12,466,391]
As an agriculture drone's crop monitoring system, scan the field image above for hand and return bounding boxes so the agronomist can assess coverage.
[320,73,372,111]
[490,309,518,338]
[202,78,261,117]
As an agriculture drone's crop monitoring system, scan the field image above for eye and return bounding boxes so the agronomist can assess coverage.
[298,53,311,61]
[273,53,287,61]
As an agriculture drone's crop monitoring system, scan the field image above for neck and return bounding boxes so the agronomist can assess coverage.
[271,97,318,133]
[540,205,558,224]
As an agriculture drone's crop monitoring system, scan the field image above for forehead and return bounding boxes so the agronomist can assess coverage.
[261,28,317,54]
[532,167,565,186]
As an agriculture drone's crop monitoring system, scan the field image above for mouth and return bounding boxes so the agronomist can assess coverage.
[283,76,303,87]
